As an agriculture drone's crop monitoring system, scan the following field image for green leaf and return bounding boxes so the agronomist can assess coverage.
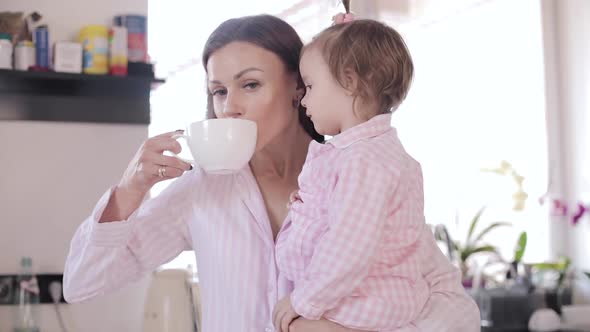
[470,245,498,254]
[460,245,471,262]
[514,231,527,262]
[560,256,572,271]
[466,206,486,244]
[532,257,571,272]
[532,262,562,270]
[461,245,497,261]
[472,222,512,245]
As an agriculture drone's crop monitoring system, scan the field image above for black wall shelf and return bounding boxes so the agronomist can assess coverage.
[0,69,164,124]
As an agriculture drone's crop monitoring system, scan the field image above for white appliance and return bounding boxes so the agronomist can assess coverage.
[142,268,201,332]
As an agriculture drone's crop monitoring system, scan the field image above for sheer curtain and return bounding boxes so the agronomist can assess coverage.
[392,0,549,262]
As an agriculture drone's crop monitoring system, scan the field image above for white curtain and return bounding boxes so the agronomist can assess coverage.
[394,0,549,262]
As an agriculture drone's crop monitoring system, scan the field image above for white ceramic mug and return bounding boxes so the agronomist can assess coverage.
[172,118,257,174]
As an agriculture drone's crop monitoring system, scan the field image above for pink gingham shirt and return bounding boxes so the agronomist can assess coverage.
[63,124,480,332]
[277,114,429,330]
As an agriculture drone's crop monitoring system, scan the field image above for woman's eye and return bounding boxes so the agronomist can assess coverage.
[212,89,227,96]
[244,82,260,89]
[305,84,312,90]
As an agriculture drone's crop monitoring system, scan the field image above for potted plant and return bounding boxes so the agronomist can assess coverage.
[448,206,511,287]
[531,256,573,314]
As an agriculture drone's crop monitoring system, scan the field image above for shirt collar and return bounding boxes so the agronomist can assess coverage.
[326,113,393,149]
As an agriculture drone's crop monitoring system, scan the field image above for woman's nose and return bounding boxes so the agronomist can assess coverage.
[220,93,244,118]
[222,107,242,118]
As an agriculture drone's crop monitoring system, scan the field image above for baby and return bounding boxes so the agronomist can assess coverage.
[273,17,439,332]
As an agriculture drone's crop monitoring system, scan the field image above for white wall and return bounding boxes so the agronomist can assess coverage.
[0,0,151,331]
[541,0,590,269]
[0,123,149,332]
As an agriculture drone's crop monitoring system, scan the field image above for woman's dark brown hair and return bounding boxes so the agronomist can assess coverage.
[202,14,323,143]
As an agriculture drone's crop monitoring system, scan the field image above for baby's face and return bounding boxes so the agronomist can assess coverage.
[299,48,353,136]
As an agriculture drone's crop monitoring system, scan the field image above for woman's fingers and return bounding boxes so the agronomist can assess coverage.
[289,318,365,332]
[281,313,295,332]
[273,303,286,332]
[119,130,191,193]
[149,152,192,172]
[137,154,189,180]
[150,163,184,179]
[144,132,183,154]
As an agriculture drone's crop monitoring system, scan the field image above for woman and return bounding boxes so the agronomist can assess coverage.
[63,14,479,332]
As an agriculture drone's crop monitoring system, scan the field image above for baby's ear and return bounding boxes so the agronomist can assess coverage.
[342,68,360,95]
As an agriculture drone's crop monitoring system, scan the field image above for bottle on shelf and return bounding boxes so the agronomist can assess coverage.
[14,256,40,332]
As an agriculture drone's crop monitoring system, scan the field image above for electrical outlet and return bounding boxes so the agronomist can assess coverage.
[0,274,66,305]
[37,274,66,304]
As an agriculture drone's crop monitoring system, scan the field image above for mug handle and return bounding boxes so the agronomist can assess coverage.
[171,133,195,164]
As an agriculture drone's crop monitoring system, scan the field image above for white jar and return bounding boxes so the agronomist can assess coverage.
[0,39,13,69]
[15,41,35,71]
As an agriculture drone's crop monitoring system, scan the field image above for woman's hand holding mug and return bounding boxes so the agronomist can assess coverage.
[119,130,193,196]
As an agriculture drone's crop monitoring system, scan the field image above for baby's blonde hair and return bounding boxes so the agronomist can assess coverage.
[303,19,414,115]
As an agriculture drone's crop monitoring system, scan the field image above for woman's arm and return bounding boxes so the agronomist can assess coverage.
[100,130,191,222]
[288,319,420,332]
[289,228,481,332]
[289,318,368,332]
[63,131,195,303]
[407,226,481,332]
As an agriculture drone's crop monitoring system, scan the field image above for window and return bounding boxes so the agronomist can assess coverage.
[391,0,549,262]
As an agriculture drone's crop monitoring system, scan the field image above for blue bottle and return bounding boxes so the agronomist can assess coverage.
[33,25,49,69]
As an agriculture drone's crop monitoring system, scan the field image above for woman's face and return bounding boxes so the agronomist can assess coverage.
[206,41,301,151]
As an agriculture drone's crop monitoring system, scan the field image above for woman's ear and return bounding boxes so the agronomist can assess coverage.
[295,86,305,101]
[290,71,306,99]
